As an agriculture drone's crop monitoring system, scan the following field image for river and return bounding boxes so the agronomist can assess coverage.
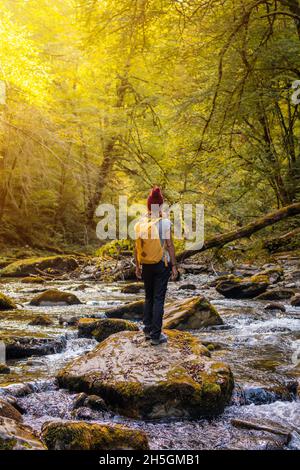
[0,255,299,450]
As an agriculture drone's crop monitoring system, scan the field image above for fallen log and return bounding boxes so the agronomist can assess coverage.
[177,202,300,262]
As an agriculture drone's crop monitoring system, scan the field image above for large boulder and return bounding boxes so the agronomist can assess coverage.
[0,398,23,423]
[78,318,139,342]
[4,336,66,359]
[57,330,234,419]
[255,288,295,301]
[0,255,78,278]
[0,292,17,310]
[30,289,81,306]
[163,296,223,329]
[41,421,149,450]
[0,417,45,450]
[105,300,144,320]
[216,275,269,299]
[105,296,223,329]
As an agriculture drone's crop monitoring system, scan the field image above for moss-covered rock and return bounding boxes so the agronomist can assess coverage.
[28,315,54,326]
[78,318,139,342]
[216,276,269,299]
[0,292,17,310]
[163,296,223,330]
[120,283,144,294]
[0,255,78,278]
[30,289,81,306]
[41,421,149,450]
[21,276,45,284]
[0,398,23,423]
[0,417,45,450]
[0,363,10,374]
[255,288,295,301]
[57,330,234,419]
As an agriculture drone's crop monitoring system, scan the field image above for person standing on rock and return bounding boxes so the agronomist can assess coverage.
[134,187,178,345]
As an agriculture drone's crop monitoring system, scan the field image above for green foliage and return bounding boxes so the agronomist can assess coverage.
[0,0,299,250]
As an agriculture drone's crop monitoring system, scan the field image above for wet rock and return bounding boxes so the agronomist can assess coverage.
[163,296,223,330]
[105,300,144,320]
[291,293,300,306]
[71,407,94,420]
[0,255,78,278]
[41,421,149,450]
[241,382,297,405]
[0,292,17,310]
[216,276,269,299]
[78,318,139,342]
[255,288,295,301]
[178,283,197,291]
[21,276,45,284]
[30,289,82,306]
[72,283,89,291]
[264,302,286,312]
[59,314,81,326]
[28,314,54,326]
[0,417,45,449]
[0,363,10,374]
[72,393,107,412]
[0,398,23,422]
[4,336,66,359]
[120,283,144,294]
[179,264,208,274]
[57,330,234,419]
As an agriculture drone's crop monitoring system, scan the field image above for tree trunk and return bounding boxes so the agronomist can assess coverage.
[86,73,129,226]
[176,202,300,262]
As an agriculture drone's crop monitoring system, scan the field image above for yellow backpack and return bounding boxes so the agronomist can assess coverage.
[135,217,165,265]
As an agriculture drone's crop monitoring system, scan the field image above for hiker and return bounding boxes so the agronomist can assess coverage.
[134,187,178,345]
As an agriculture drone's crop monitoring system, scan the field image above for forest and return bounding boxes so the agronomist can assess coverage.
[0,0,299,457]
[0,0,299,252]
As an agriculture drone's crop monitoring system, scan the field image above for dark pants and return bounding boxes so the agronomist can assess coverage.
[142,260,171,339]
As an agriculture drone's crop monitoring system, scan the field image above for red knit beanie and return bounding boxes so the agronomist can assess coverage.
[147,186,164,210]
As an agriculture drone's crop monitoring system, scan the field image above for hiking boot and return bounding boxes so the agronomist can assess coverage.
[150,333,168,346]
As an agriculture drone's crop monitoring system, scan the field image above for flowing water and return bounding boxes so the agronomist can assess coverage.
[0,257,299,450]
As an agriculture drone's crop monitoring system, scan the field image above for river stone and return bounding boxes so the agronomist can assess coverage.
[4,336,66,359]
[264,302,286,312]
[178,283,197,291]
[0,398,23,423]
[255,288,295,301]
[30,289,81,306]
[0,292,17,310]
[0,417,45,450]
[120,283,144,294]
[41,421,149,450]
[216,276,269,299]
[105,300,144,320]
[0,255,78,278]
[28,314,54,326]
[57,330,234,419]
[78,318,139,342]
[291,293,300,306]
[163,296,223,329]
